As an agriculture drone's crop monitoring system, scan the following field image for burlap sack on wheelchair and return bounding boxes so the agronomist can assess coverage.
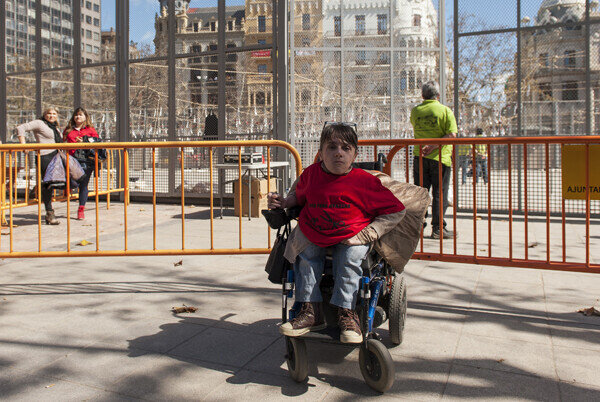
[369,172,432,274]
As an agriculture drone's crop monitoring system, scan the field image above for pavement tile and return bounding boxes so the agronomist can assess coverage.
[34,346,155,389]
[461,311,552,345]
[548,321,600,352]
[443,364,561,401]
[168,326,278,368]
[0,375,102,402]
[478,265,543,285]
[558,381,600,402]
[453,333,557,379]
[110,354,237,401]
[388,319,461,361]
[470,281,547,314]
[553,345,600,387]
[205,368,331,400]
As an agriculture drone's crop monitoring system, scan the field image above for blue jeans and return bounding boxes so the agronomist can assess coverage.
[70,160,95,207]
[294,242,370,310]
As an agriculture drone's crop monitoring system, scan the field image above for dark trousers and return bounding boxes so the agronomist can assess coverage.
[413,157,451,230]
[71,160,95,207]
[37,151,58,212]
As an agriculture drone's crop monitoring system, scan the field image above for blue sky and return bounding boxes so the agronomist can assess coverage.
[101,0,547,48]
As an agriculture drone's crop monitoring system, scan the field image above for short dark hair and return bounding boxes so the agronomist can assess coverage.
[422,81,440,100]
[320,123,358,151]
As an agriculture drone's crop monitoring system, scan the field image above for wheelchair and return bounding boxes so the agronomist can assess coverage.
[262,156,407,393]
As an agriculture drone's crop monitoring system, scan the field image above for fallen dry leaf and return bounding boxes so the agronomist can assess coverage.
[173,260,183,267]
[528,242,539,248]
[45,384,55,389]
[476,216,482,220]
[78,240,92,246]
[82,224,93,226]
[496,358,505,363]
[189,205,195,208]
[139,208,145,211]
[172,305,197,314]
[577,307,600,316]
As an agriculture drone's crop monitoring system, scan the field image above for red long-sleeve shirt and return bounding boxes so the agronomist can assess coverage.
[63,126,99,156]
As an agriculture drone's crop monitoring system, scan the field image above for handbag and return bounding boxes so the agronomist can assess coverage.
[58,151,85,181]
[265,221,292,284]
[43,151,66,189]
[73,135,107,161]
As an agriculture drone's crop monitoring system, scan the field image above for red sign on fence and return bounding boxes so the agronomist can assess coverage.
[251,50,271,58]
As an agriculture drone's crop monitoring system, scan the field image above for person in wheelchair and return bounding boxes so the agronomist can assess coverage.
[267,123,406,343]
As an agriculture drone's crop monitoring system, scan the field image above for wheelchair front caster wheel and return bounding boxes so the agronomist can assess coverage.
[285,337,308,382]
[389,274,407,345]
[359,339,395,393]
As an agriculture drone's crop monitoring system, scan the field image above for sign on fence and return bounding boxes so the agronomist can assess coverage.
[562,145,600,200]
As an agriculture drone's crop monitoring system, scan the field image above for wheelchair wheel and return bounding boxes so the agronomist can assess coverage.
[285,337,308,382]
[389,274,407,345]
[359,339,395,393]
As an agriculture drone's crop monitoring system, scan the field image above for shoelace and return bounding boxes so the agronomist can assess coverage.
[339,310,359,329]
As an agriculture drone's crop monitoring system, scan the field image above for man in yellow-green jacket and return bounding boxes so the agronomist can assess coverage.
[410,81,458,239]
[474,128,488,184]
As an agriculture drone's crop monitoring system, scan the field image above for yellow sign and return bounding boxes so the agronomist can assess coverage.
[562,144,600,200]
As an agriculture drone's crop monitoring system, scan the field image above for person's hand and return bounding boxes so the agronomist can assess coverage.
[267,192,286,209]
[341,234,363,246]
[421,144,437,156]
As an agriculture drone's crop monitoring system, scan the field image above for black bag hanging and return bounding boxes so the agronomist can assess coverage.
[73,135,107,161]
[265,222,291,284]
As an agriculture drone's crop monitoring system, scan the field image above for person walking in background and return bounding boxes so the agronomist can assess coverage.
[63,107,99,220]
[456,142,472,185]
[410,81,458,239]
[15,107,62,225]
[474,128,488,184]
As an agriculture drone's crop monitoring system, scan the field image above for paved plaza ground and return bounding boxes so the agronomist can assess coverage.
[0,201,599,400]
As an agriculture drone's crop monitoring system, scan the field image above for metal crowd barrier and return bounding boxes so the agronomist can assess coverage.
[357,136,600,274]
[0,140,301,258]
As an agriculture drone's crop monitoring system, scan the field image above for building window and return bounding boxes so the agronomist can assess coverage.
[302,37,310,47]
[85,1,91,10]
[256,91,266,105]
[378,51,390,65]
[86,15,92,24]
[377,14,388,35]
[355,15,365,35]
[258,64,267,74]
[228,20,233,31]
[258,15,266,32]
[93,3,99,12]
[413,14,421,27]
[538,83,552,100]
[93,17,99,27]
[210,21,216,31]
[356,75,365,93]
[562,81,578,100]
[86,29,91,38]
[400,71,407,91]
[258,39,266,45]
[334,16,341,37]
[564,50,576,68]
[356,50,366,65]
[302,14,310,31]
[301,90,311,105]
[539,53,549,67]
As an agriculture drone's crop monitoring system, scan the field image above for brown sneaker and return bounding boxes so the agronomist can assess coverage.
[279,302,326,337]
[338,308,362,344]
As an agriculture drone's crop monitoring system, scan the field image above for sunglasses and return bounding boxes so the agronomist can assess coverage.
[322,121,358,133]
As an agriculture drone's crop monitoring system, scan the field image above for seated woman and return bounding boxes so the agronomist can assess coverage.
[267,123,406,343]
[15,107,62,225]
[63,107,99,220]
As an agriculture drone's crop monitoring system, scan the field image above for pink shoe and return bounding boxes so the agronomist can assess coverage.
[77,206,85,220]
